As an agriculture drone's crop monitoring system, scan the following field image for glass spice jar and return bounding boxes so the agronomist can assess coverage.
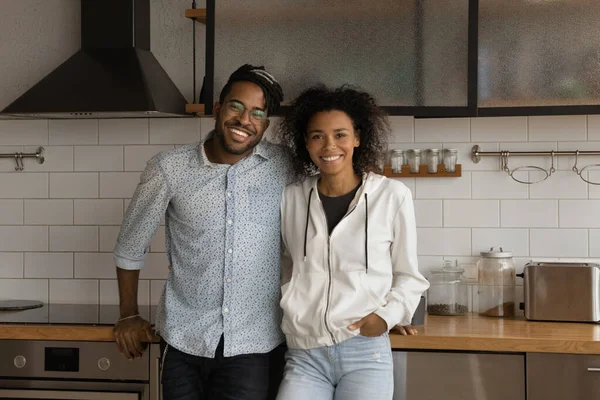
[427,149,440,173]
[407,149,422,173]
[391,149,405,173]
[444,148,458,173]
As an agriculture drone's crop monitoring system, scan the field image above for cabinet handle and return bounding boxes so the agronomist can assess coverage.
[155,357,161,400]
[587,368,600,372]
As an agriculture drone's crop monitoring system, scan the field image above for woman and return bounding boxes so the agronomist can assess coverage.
[276,86,429,400]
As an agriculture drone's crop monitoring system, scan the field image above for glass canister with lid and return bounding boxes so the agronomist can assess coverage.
[477,247,516,317]
[426,261,469,316]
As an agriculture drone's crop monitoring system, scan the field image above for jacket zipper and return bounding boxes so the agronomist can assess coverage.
[320,198,359,346]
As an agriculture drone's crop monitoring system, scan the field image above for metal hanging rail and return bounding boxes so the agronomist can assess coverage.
[0,147,45,171]
[471,145,600,163]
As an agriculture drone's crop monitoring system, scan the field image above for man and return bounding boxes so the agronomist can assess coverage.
[113,64,291,400]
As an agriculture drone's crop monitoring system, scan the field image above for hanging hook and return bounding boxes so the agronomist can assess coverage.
[549,150,556,176]
[573,150,580,175]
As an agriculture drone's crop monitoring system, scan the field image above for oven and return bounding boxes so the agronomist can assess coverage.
[0,340,160,400]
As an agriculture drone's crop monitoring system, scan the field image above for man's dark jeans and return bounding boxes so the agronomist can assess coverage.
[160,336,286,400]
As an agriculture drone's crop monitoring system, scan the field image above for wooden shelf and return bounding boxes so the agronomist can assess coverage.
[383,164,462,178]
[184,8,207,24]
[185,104,205,115]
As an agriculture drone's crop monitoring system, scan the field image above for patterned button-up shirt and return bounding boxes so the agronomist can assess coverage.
[114,134,294,357]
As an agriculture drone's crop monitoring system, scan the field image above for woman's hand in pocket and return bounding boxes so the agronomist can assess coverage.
[348,313,387,337]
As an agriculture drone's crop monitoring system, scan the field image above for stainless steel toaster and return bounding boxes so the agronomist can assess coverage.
[522,261,600,323]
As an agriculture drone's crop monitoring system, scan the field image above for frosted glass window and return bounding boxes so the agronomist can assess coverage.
[214,1,468,108]
[479,0,600,108]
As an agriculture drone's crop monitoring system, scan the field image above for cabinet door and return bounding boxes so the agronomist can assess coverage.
[214,1,469,107]
[479,0,600,108]
[527,353,600,400]
[149,344,161,400]
[393,351,525,400]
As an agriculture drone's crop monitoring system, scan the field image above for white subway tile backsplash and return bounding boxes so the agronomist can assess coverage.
[124,145,174,171]
[588,115,600,141]
[99,119,149,144]
[100,279,149,306]
[415,173,471,199]
[0,279,48,302]
[559,200,600,228]
[24,253,73,279]
[501,200,558,228]
[150,280,166,305]
[99,226,120,252]
[139,252,170,279]
[74,146,123,171]
[414,118,470,142]
[530,171,588,199]
[0,120,48,145]
[444,200,499,227]
[49,173,98,198]
[590,230,600,257]
[528,115,586,141]
[416,228,471,256]
[0,173,48,198]
[0,253,23,278]
[414,200,442,227]
[389,116,414,142]
[589,172,600,198]
[99,172,141,198]
[0,146,23,172]
[471,172,528,199]
[530,229,588,257]
[24,200,73,225]
[22,146,73,172]
[49,279,98,304]
[150,226,166,252]
[0,200,23,224]
[0,226,47,251]
[149,118,200,144]
[50,226,97,252]
[471,229,529,257]
[74,253,116,279]
[417,256,443,278]
[49,120,97,145]
[74,199,123,225]
[471,117,527,143]
[200,118,215,140]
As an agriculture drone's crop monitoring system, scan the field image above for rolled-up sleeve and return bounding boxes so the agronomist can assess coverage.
[113,157,171,270]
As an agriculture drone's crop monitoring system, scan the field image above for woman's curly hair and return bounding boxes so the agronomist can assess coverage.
[278,85,390,180]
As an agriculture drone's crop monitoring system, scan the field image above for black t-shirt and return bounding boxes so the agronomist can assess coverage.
[318,182,362,235]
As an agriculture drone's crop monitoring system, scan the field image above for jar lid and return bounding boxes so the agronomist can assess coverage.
[391,149,405,154]
[429,148,440,153]
[409,149,422,154]
[431,265,465,274]
[480,247,513,258]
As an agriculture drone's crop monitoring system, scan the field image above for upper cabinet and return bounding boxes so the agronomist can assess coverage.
[478,0,600,115]
[212,0,470,115]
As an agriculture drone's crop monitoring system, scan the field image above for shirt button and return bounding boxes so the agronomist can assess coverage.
[226,278,232,283]
[227,219,232,225]
[227,249,232,254]
[227,192,232,197]
[223,307,229,313]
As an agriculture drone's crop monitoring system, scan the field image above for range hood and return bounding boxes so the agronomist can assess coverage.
[1,0,188,119]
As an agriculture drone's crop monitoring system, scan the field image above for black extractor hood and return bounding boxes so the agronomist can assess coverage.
[1,0,188,119]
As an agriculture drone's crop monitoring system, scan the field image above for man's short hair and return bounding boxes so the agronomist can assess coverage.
[219,64,284,115]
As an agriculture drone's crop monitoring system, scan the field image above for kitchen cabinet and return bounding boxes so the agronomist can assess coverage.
[478,0,600,115]
[213,0,469,112]
[392,351,525,400]
[527,353,600,400]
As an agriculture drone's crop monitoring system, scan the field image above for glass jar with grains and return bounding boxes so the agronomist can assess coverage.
[427,261,469,316]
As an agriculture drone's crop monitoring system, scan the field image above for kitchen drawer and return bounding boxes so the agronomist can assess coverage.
[393,351,525,400]
[527,353,600,400]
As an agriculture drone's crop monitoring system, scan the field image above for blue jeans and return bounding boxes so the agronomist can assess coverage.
[276,334,393,400]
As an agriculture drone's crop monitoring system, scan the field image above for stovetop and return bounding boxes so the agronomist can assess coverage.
[0,304,157,325]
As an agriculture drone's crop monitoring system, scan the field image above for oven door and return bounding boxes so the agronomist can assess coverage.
[0,389,139,399]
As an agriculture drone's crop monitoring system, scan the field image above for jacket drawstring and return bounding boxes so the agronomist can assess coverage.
[303,188,313,262]
[364,192,368,274]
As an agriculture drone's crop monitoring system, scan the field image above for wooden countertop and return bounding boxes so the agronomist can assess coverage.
[0,324,159,342]
[391,314,600,354]
[3,314,600,354]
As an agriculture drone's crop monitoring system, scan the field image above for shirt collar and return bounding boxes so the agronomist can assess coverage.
[198,130,272,166]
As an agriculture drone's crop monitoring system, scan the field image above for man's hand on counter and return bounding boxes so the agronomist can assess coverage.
[113,316,155,360]
[391,324,418,335]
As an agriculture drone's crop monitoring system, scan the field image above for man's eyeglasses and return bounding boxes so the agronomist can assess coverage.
[226,100,267,123]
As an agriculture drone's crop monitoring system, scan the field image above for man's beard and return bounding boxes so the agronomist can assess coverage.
[214,119,261,155]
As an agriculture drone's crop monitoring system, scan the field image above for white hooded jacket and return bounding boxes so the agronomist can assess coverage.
[280,172,430,350]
